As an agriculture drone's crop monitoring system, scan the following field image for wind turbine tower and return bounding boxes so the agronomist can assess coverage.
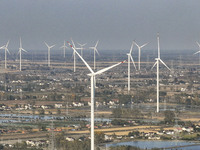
[151,33,170,113]
[127,42,137,93]
[18,38,27,71]
[60,41,68,58]
[67,41,125,150]
[77,42,87,57]
[89,41,100,70]
[44,42,55,67]
[71,39,79,72]
[134,41,148,71]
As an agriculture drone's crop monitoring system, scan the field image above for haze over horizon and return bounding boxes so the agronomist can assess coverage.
[0,0,200,51]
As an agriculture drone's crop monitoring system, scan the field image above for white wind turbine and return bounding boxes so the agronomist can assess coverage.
[134,41,148,70]
[89,41,100,70]
[77,42,87,57]
[151,33,170,113]
[71,38,79,72]
[44,42,55,67]
[18,38,27,71]
[127,42,137,93]
[0,41,10,69]
[67,41,125,150]
[193,42,200,55]
[60,41,68,58]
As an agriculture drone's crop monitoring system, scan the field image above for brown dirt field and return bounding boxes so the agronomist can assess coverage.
[98,127,175,136]
[95,111,112,115]
[0,132,48,140]
[181,118,200,122]
[152,116,164,120]
[69,126,160,135]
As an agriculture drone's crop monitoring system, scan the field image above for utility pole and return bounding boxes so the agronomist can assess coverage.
[49,120,56,150]
[66,102,68,116]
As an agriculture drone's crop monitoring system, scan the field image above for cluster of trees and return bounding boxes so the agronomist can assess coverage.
[164,110,175,124]
[55,132,90,150]
[111,119,132,126]
[95,131,105,144]
[109,146,143,150]
[118,94,132,104]
[174,93,200,106]
[128,131,140,137]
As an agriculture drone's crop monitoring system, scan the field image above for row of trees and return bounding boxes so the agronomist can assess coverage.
[112,108,143,119]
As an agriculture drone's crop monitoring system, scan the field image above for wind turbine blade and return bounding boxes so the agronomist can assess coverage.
[140,42,148,48]
[95,40,99,48]
[196,42,200,48]
[22,48,27,53]
[67,41,94,74]
[160,59,171,71]
[151,61,157,70]
[44,42,49,48]
[60,45,68,49]
[20,37,22,48]
[129,42,134,54]
[0,45,5,49]
[77,42,81,46]
[78,42,87,47]
[6,48,10,54]
[17,49,21,55]
[89,47,94,49]
[130,55,137,70]
[50,45,55,49]
[95,48,100,56]
[193,51,200,55]
[71,38,76,49]
[94,60,126,75]
[82,43,87,47]
[134,41,139,48]
[6,40,9,47]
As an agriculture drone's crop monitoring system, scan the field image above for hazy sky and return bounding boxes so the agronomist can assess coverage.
[0,0,200,51]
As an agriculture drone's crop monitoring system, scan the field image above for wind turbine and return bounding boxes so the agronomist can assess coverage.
[127,42,137,93]
[60,41,68,58]
[67,41,125,150]
[89,41,100,70]
[151,33,170,113]
[71,38,78,72]
[193,42,200,55]
[77,42,87,57]
[134,41,148,70]
[44,42,55,67]
[18,38,27,71]
[0,41,10,69]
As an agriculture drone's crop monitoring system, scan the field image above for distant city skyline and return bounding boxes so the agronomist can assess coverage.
[0,0,200,51]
